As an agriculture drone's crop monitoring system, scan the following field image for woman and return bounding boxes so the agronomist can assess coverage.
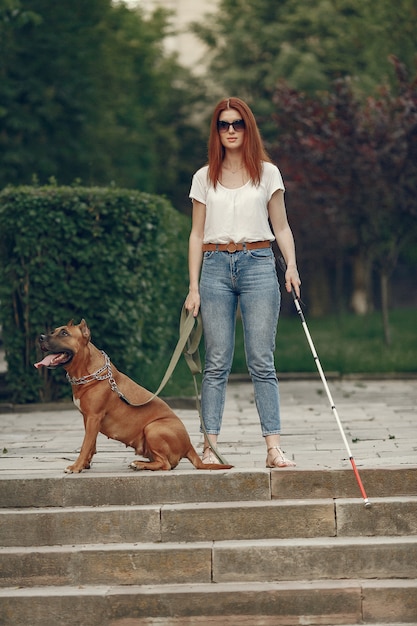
[185,97,301,468]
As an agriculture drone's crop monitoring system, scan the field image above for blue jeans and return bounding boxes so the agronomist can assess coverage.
[200,246,281,437]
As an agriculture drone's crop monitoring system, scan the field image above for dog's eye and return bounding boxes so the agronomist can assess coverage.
[60,330,69,336]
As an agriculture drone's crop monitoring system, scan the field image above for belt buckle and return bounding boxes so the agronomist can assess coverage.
[226,242,238,253]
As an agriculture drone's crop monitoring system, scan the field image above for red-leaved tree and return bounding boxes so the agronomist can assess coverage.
[268,58,417,343]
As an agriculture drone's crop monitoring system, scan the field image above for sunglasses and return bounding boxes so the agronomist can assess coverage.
[217,119,245,133]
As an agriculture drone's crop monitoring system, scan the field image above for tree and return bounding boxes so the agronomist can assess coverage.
[0,0,42,184]
[1,0,115,186]
[0,0,205,207]
[268,60,417,341]
[358,0,417,92]
[192,0,417,112]
[351,59,417,342]
[268,80,357,316]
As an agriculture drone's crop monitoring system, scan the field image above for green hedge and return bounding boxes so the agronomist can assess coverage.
[0,184,190,403]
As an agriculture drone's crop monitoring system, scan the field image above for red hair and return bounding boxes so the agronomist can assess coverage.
[207,97,271,188]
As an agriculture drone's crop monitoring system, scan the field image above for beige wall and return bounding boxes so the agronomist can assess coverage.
[128,0,218,72]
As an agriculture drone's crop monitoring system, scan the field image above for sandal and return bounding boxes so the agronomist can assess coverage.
[266,446,296,468]
[202,447,222,465]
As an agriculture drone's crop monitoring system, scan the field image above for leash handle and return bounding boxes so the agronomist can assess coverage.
[180,306,202,375]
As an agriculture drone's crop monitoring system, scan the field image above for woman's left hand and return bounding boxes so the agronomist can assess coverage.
[285,265,301,298]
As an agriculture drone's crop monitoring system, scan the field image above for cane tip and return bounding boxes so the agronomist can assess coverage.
[364,500,372,508]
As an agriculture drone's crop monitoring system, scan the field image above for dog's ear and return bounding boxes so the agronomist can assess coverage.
[79,318,91,342]
[67,320,74,327]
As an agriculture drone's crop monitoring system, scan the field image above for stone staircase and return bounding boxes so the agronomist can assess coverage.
[1,467,417,626]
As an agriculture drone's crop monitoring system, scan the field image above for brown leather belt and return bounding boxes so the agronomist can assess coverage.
[202,240,271,253]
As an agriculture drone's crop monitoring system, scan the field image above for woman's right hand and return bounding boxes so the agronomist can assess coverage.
[185,289,201,317]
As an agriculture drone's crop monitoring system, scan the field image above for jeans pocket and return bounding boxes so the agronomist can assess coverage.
[248,248,273,260]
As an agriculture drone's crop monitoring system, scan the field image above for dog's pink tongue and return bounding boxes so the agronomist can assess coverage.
[34,354,56,369]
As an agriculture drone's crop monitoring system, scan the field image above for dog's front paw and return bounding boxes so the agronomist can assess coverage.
[129,461,144,471]
[64,464,84,474]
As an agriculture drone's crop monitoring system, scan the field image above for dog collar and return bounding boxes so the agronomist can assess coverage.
[66,351,112,386]
[66,351,140,407]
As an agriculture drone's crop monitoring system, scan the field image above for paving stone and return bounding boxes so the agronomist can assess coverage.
[1,378,417,626]
[1,379,416,474]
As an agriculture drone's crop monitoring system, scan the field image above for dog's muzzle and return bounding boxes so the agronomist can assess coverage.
[34,335,73,369]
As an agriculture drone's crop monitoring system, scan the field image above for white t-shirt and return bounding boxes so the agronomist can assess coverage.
[189,161,285,244]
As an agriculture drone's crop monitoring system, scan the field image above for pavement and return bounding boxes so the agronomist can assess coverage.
[0,376,416,476]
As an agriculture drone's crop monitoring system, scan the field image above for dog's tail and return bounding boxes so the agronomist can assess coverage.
[187,447,233,470]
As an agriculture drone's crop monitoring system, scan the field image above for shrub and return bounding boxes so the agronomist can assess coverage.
[0,184,190,403]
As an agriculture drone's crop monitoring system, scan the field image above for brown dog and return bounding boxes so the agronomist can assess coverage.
[34,319,232,473]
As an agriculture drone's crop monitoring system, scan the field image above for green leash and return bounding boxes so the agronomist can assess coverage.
[179,306,230,465]
[115,307,197,405]
[117,305,229,465]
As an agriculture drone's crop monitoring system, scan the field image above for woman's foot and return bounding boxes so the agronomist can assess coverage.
[202,447,222,465]
[266,446,296,468]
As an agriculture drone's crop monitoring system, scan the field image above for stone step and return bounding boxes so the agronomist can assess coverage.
[1,466,417,508]
[1,535,416,588]
[2,497,417,547]
[1,579,416,626]
[0,470,270,508]
[271,466,417,500]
